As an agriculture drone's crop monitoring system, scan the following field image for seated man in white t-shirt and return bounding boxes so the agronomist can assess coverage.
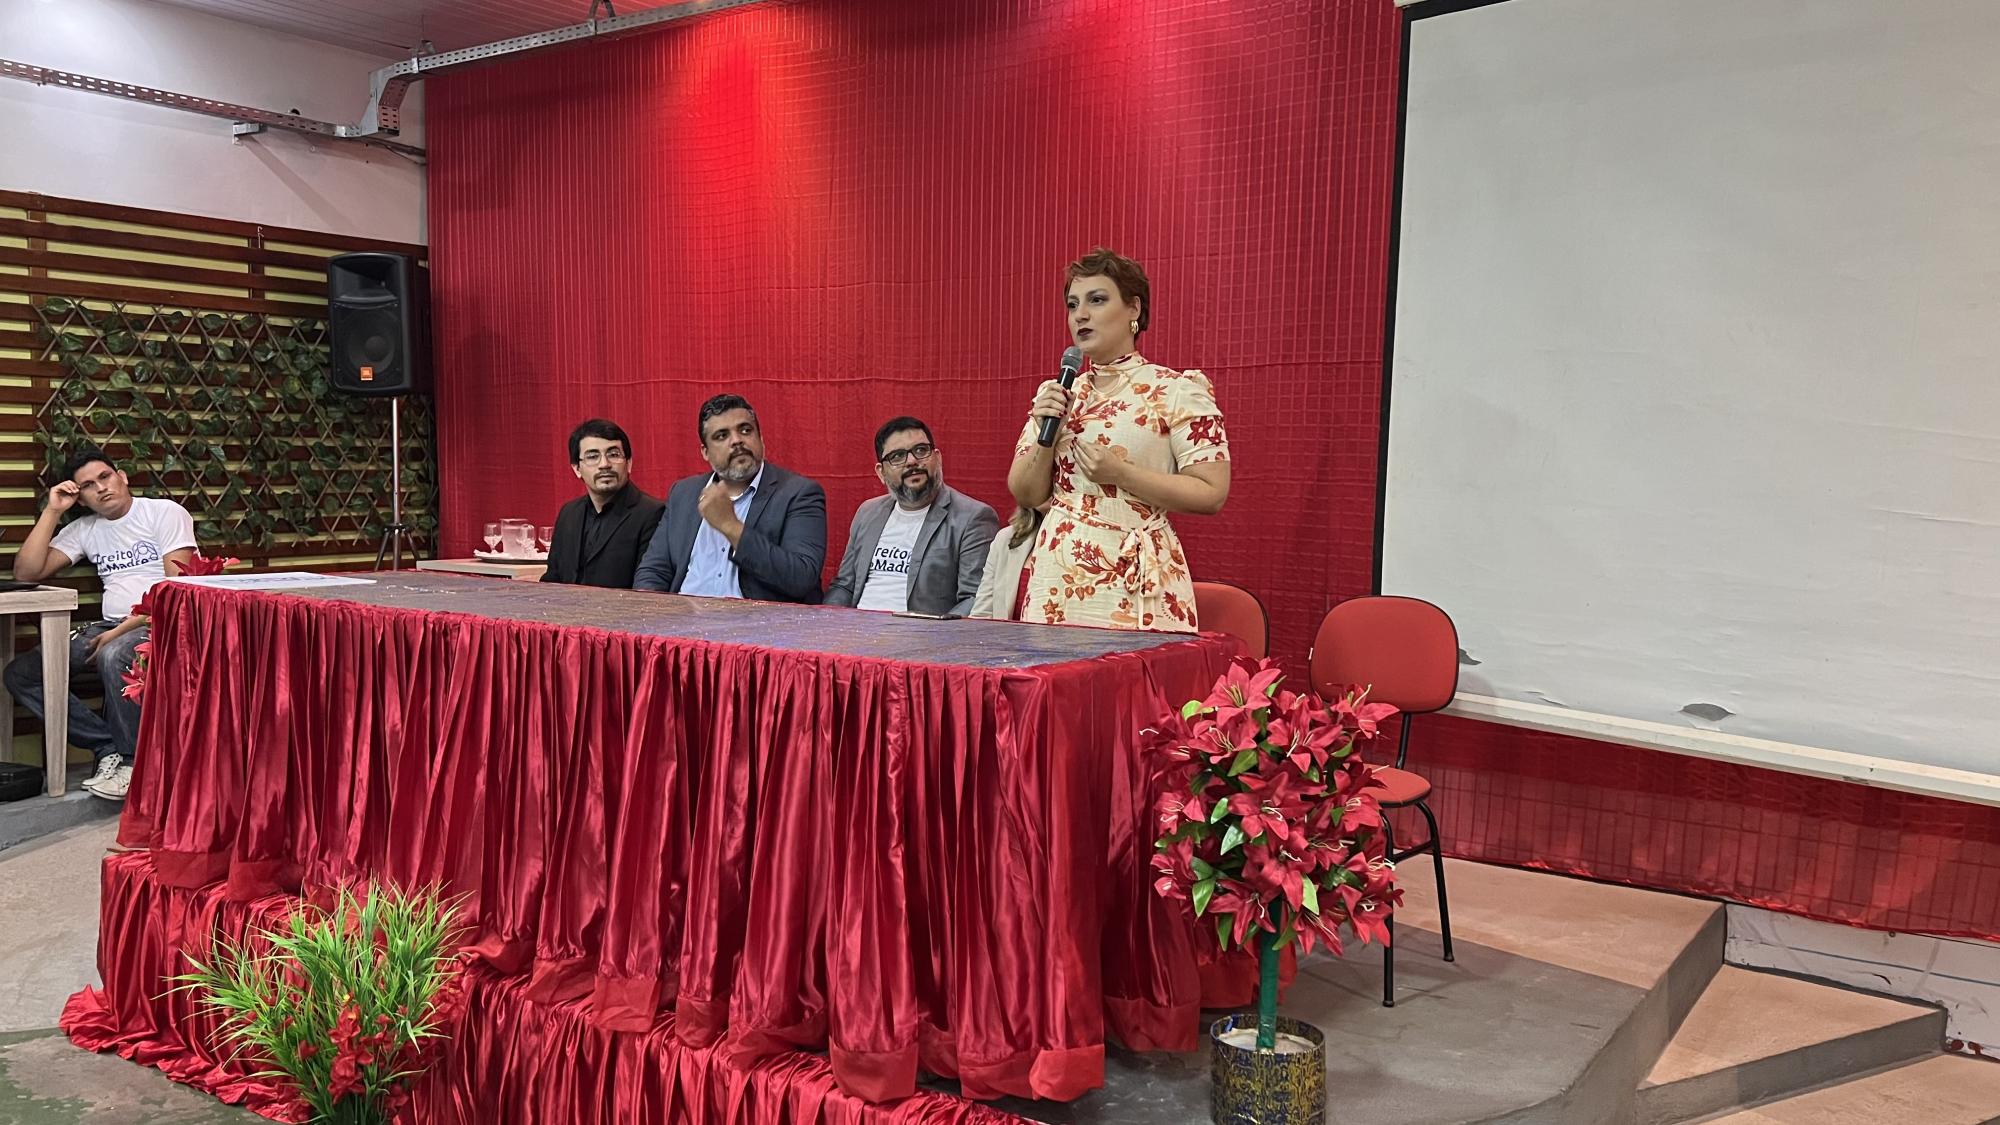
[824,416,999,618]
[6,448,196,801]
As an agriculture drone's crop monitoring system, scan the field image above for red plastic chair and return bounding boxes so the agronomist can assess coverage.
[1193,580,1269,659]
[1309,596,1458,1007]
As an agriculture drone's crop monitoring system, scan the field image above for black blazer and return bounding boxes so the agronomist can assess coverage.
[632,462,827,603]
[539,483,666,589]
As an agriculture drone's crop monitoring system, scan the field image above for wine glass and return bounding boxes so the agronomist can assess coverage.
[536,525,554,555]
[482,522,501,553]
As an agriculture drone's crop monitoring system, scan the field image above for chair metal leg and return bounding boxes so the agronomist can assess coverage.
[1381,815,1397,1007]
[1418,798,1454,963]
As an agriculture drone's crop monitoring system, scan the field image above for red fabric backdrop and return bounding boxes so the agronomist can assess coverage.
[425,0,1402,669]
[423,0,2000,943]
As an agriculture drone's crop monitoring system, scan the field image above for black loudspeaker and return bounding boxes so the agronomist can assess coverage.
[327,252,429,396]
[0,761,42,802]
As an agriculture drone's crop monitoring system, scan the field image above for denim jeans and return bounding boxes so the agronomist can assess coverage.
[2,619,147,763]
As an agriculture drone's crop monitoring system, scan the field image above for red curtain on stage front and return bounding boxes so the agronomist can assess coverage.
[424,0,1403,672]
[108,580,1243,1103]
[1412,716,2000,942]
[65,854,1028,1125]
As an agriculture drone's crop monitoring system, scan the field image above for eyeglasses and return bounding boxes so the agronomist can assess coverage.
[576,449,629,466]
[878,443,937,467]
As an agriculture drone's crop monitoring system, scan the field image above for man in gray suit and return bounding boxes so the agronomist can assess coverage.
[825,416,999,617]
[634,394,828,603]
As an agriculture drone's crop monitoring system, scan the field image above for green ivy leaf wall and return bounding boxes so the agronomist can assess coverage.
[31,297,439,556]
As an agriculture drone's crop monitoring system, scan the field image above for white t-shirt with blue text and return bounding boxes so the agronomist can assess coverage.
[50,497,197,620]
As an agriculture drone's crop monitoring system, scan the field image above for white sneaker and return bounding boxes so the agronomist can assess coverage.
[80,754,123,793]
[88,764,133,802]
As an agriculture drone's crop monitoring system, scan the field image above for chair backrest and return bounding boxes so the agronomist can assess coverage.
[1309,596,1459,714]
[1193,580,1269,659]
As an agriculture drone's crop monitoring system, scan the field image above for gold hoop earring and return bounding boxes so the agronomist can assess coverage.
[1129,320,1140,335]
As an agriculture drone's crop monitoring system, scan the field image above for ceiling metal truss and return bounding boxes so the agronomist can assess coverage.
[1,0,774,163]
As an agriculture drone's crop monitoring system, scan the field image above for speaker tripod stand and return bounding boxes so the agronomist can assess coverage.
[373,396,416,571]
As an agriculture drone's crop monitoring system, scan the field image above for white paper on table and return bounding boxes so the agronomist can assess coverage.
[168,572,376,590]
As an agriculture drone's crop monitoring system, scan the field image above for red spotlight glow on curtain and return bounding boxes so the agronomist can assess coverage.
[425,0,1404,668]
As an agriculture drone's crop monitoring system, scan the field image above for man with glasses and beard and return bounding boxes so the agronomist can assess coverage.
[541,419,665,588]
[635,393,829,603]
[825,416,999,618]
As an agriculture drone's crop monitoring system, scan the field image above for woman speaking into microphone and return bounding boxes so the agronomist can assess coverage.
[1005,248,1231,631]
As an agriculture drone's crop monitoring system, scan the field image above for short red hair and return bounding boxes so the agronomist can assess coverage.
[1062,248,1152,336]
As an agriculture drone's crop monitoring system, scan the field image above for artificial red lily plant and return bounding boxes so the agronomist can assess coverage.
[178,881,468,1124]
[1146,658,1401,1050]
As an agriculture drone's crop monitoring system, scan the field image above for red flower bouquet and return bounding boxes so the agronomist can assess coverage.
[177,551,239,577]
[1145,658,1401,1050]
[120,550,238,703]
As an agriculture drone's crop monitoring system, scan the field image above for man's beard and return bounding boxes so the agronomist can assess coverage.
[892,471,938,507]
[716,454,759,485]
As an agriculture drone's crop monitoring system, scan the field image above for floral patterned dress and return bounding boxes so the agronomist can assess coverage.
[1012,353,1230,632]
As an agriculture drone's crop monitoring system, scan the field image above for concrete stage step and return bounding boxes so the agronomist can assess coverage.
[993,860,1979,1125]
[0,762,119,855]
[1696,1054,2000,1124]
[1637,965,1943,1125]
[997,858,1726,1125]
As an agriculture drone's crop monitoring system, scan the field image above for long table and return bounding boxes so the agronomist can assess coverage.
[94,573,1238,1106]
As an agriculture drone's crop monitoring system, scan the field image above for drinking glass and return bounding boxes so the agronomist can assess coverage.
[501,519,534,557]
[482,522,502,552]
[537,526,554,554]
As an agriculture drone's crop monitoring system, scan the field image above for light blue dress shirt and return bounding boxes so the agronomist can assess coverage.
[680,465,763,598]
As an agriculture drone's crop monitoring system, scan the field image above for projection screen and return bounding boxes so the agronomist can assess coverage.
[1381,0,2000,776]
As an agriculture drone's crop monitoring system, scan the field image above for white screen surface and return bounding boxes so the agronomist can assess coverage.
[1383,0,2000,775]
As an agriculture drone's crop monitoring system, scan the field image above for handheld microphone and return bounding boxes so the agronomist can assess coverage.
[1036,346,1086,448]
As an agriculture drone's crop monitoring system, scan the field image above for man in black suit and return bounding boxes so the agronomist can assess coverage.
[541,419,666,588]
[634,394,827,603]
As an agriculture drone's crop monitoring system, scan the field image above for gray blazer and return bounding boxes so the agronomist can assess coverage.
[824,485,999,617]
[632,462,828,603]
